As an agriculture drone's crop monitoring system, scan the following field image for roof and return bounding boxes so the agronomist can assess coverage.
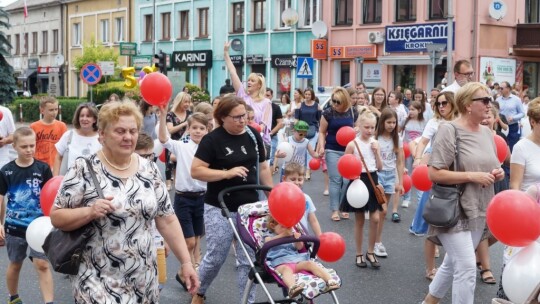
[4,0,60,11]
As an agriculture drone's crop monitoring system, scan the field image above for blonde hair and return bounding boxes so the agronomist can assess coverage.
[39,96,58,108]
[332,87,352,109]
[98,101,143,131]
[194,102,213,116]
[171,92,191,112]
[528,97,540,129]
[13,126,35,144]
[248,73,267,100]
[455,82,490,114]
[358,106,377,125]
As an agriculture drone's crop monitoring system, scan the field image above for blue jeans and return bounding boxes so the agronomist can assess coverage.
[325,149,346,212]
[507,123,520,152]
[410,190,430,235]
[269,135,279,166]
[306,132,319,164]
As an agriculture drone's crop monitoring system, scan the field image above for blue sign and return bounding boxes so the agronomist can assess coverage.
[80,63,103,85]
[296,57,313,79]
[385,22,455,53]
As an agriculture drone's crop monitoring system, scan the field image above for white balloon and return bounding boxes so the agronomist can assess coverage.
[346,179,369,208]
[276,142,294,162]
[502,242,540,304]
[26,216,53,253]
[153,139,163,157]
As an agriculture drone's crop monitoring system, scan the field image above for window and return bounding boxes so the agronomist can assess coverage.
[300,0,317,27]
[179,10,189,39]
[115,17,124,42]
[42,31,48,53]
[232,2,244,33]
[335,0,353,25]
[429,0,447,19]
[100,19,109,43]
[32,32,38,54]
[198,8,209,37]
[277,0,291,28]
[23,33,28,54]
[363,0,382,23]
[52,30,59,52]
[161,12,171,40]
[72,23,81,46]
[6,35,10,54]
[15,34,20,54]
[396,0,416,22]
[526,0,540,23]
[144,14,153,41]
[253,0,266,30]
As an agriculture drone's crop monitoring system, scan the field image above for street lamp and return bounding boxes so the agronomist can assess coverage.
[427,43,446,89]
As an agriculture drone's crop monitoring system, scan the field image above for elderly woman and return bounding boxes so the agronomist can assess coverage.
[53,103,101,176]
[49,101,199,303]
[317,87,360,221]
[422,82,504,304]
[191,95,272,304]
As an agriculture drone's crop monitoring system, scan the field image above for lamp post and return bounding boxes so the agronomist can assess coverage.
[282,8,299,99]
[426,43,446,89]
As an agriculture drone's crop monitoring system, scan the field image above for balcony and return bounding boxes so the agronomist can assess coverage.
[513,23,540,56]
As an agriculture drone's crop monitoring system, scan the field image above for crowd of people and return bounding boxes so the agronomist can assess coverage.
[0,48,538,303]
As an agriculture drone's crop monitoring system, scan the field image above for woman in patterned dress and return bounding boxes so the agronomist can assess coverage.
[50,101,198,303]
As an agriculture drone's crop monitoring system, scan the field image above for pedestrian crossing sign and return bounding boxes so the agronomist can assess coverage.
[296,57,314,79]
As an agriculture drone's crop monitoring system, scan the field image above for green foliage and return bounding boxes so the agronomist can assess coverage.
[0,8,11,57]
[88,81,140,104]
[73,37,119,73]
[184,83,210,103]
[8,98,87,124]
[0,56,16,104]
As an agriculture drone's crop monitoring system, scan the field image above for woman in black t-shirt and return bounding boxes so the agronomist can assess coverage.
[191,95,272,304]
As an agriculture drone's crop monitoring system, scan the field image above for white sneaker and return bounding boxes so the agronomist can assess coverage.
[323,190,329,196]
[374,243,388,257]
[401,200,410,208]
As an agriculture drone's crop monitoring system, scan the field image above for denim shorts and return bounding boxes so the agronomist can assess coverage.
[377,170,397,194]
[6,234,48,263]
[173,193,205,238]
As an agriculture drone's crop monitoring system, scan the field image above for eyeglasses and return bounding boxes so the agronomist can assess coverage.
[139,153,155,160]
[458,71,474,77]
[228,113,247,122]
[374,93,385,97]
[472,96,493,105]
[332,99,342,105]
[435,101,449,107]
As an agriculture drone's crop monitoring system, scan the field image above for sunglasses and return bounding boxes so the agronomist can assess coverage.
[472,96,493,105]
[228,113,247,122]
[332,99,342,105]
[435,101,448,107]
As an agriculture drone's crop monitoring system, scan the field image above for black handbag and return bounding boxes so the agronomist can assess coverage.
[42,158,102,275]
[423,124,463,228]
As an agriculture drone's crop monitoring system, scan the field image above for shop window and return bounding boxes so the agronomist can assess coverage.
[277,67,292,97]
[161,12,171,40]
[526,0,540,23]
[394,65,416,91]
[253,0,266,31]
[396,0,416,22]
[340,61,350,86]
[335,0,353,25]
[232,2,244,33]
[524,62,538,98]
[198,8,209,38]
[251,64,266,77]
[429,0,447,20]
[179,10,189,39]
[363,0,382,24]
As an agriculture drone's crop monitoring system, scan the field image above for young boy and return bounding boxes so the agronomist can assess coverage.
[30,97,68,169]
[282,162,321,236]
[158,106,208,290]
[274,120,318,181]
[0,127,55,304]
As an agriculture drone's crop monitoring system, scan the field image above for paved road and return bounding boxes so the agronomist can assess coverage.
[0,167,503,303]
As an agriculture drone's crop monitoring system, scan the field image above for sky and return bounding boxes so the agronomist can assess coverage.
[0,0,17,8]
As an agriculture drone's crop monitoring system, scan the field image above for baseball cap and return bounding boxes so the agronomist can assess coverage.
[294,120,309,132]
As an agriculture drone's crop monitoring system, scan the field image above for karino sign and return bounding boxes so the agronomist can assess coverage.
[385,22,455,53]
[172,50,213,68]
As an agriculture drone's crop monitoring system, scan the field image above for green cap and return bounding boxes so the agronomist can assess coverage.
[294,120,309,132]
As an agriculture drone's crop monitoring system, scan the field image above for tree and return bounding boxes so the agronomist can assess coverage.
[73,36,119,72]
[0,8,16,104]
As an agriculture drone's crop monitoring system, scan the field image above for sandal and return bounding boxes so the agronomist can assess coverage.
[391,212,401,223]
[324,279,340,292]
[176,273,188,291]
[480,269,497,285]
[340,212,350,219]
[331,212,340,222]
[191,293,206,304]
[366,252,381,269]
[288,283,305,298]
[425,268,437,281]
[355,254,367,268]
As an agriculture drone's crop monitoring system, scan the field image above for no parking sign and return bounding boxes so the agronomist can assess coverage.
[80,63,103,85]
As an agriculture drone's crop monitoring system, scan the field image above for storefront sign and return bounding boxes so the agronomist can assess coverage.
[329,46,377,59]
[479,57,516,85]
[362,63,382,88]
[385,22,455,53]
[120,43,137,56]
[230,55,244,66]
[311,39,328,60]
[172,50,213,68]
[271,55,297,68]
[246,54,264,65]
[28,58,39,69]
[132,56,153,70]
[37,66,60,73]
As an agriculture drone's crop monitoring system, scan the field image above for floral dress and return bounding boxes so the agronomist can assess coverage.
[54,154,174,304]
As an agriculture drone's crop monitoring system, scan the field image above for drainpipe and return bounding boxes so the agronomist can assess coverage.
[61,1,66,96]
[447,0,454,83]
[266,0,271,89]
[471,0,478,77]
[243,0,247,80]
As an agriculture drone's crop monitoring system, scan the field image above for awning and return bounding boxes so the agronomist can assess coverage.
[17,69,37,80]
[377,55,446,66]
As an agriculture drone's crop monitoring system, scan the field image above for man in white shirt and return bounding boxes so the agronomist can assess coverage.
[442,60,474,94]
[0,105,16,169]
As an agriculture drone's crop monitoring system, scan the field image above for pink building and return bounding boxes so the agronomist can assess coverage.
[319,0,540,97]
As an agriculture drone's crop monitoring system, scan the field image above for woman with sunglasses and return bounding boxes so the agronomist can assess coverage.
[317,87,360,221]
[422,82,504,304]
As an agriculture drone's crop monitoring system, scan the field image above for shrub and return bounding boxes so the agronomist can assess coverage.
[184,83,210,103]
[88,81,141,105]
[8,98,87,124]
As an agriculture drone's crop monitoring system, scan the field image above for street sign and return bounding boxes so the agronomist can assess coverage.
[120,42,137,56]
[132,55,153,70]
[98,61,115,76]
[80,63,102,85]
[311,39,328,60]
[296,57,314,79]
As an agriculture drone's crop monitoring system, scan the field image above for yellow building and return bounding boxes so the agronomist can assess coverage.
[64,0,135,97]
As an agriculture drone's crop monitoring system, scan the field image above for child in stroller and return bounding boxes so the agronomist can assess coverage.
[265,214,340,299]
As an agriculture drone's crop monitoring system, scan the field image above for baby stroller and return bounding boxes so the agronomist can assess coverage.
[218,185,342,304]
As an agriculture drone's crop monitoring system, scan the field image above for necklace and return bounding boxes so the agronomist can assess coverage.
[100,150,133,171]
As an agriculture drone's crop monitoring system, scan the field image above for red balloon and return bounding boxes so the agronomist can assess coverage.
[318,232,346,262]
[494,134,508,163]
[336,126,356,147]
[0,110,3,122]
[402,173,412,194]
[40,176,64,216]
[411,165,432,191]
[268,182,306,228]
[487,190,540,247]
[337,154,362,180]
[140,73,173,106]
[308,158,321,171]
[249,122,262,133]
[159,149,166,163]
[403,142,411,159]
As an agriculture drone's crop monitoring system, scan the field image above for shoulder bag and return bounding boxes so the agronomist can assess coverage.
[42,158,102,275]
[59,130,74,175]
[422,124,463,228]
[352,140,388,205]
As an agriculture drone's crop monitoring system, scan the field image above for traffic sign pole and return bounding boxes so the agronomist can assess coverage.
[80,63,103,103]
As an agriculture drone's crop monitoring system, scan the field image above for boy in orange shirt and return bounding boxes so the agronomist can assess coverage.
[30,97,67,168]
